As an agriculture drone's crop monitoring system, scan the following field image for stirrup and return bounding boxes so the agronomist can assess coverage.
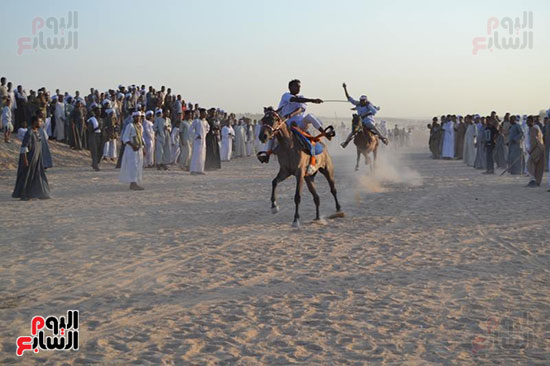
[257,151,270,163]
[323,125,336,140]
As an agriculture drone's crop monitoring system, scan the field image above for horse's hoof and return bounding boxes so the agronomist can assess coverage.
[292,219,301,228]
[328,211,345,219]
[271,205,279,214]
[313,217,327,225]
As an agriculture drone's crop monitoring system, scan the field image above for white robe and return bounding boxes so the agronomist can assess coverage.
[178,120,192,169]
[189,118,209,173]
[103,139,118,158]
[45,117,52,136]
[119,123,144,184]
[154,116,171,165]
[220,125,234,161]
[142,119,155,167]
[170,126,180,164]
[246,124,254,156]
[441,121,455,158]
[234,125,246,157]
[463,123,477,167]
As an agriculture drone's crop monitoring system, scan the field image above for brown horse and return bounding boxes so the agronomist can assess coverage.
[258,108,343,227]
[352,115,379,172]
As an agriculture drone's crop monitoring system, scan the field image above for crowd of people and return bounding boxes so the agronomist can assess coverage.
[1,76,267,198]
[428,111,550,189]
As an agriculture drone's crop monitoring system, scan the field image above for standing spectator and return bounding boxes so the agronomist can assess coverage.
[190,108,209,175]
[526,116,545,187]
[86,109,103,171]
[205,108,221,170]
[507,115,524,175]
[12,115,50,200]
[0,77,7,107]
[483,117,498,174]
[178,110,192,170]
[463,115,477,166]
[14,85,28,130]
[142,110,155,168]
[54,95,66,142]
[2,96,14,143]
[119,111,145,190]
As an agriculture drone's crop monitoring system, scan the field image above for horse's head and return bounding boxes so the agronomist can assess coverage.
[259,107,282,143]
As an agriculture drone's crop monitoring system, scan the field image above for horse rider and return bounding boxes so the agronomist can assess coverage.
[340,82,388,148]
[263,79,328,175]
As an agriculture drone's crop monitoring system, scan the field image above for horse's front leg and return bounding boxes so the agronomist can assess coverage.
[355,149,360,171]
[305,176,320,221]
[271,171,288,214]
[292,174,304,227]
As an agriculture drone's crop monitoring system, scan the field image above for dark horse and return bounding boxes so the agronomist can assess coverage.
[258,108,344,227]
[352,114,379,172]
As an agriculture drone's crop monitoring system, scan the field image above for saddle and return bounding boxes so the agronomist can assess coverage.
[291,125,334,156]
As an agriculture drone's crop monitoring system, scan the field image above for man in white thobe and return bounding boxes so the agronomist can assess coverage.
[178,111,192,170]
[220,122,234,161]
[153,108,171,170]
[54,96,65,142]
[245,120,255,156]
[234,120,247,158]
[170,123,180,164]
[441,116,455,159]
[142,110,155,167]
[190,108,210,175]
[119,111,145,190]
[463,115,477,167]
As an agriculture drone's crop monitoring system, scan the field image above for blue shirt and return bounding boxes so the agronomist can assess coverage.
[348,96,379,124]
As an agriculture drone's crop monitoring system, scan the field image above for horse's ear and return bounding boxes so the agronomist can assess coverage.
[264,107,268,113]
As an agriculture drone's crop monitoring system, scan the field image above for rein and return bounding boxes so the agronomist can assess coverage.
[262,111,287,138]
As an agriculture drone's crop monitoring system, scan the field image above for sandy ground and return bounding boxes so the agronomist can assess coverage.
[1,135,549,365]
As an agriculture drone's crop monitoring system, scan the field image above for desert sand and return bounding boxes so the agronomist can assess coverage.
[1,133,549,365]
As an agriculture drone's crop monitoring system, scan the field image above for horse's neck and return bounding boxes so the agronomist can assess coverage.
[276,124,296,150]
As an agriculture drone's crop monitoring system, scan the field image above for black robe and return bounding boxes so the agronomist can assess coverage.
[12,129,51,199]
[205,118,221,170]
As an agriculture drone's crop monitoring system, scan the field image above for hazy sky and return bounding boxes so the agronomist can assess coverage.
[1,0,549,118]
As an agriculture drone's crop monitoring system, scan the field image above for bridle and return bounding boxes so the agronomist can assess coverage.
[261,110,287,139]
